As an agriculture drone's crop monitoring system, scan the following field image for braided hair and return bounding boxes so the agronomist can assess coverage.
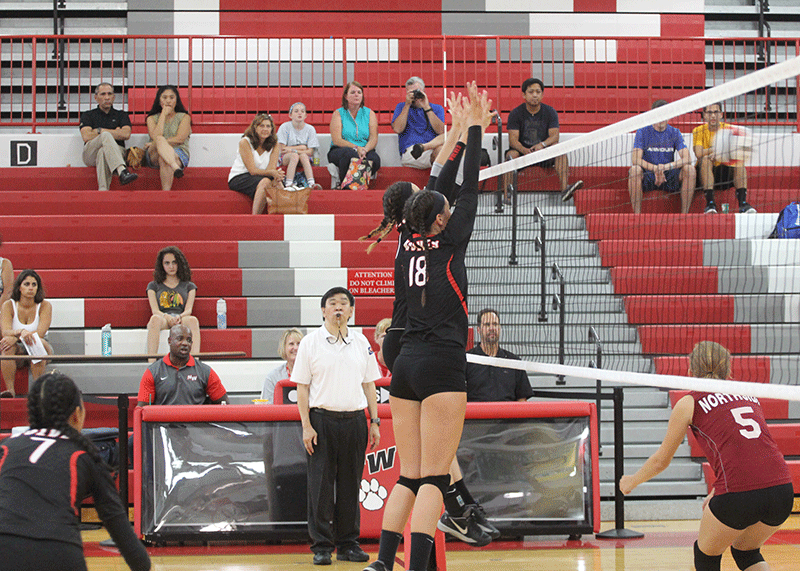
[402,190,443,307]
[360,181,415,253]
[689,341,731,380]
[27,372,114,477]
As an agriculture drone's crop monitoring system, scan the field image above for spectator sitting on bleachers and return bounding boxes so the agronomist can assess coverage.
[391,76,445,169]
[1,269,53,398]
[228,113,286,215]
[144,85,191,191]
[693,102,756,214]
[373,317,391,378]
[628,99,695,214]
[138,324,228,406]
[79,82,138,190]
[0,235,13,307]
[146,246,200,362]
[278,103,322,190]
[504,77,583,203]
[260,328,304,404]
[328,81,381,189]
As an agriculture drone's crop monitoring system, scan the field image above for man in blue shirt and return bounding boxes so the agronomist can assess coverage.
[391,76,445,169]
[629,99,695,214]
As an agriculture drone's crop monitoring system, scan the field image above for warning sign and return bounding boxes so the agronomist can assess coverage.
[348,269,394,295]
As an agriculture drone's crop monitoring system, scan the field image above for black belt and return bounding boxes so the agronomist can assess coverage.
[310,408,363,418]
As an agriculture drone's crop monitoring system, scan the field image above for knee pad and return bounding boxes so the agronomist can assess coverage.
[397,476,421,495]
[730,546,764,570]
[694,541,722,571]
[419,474,450,500]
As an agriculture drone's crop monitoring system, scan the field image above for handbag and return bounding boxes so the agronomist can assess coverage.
[125,146,145,169]
[268,186,312,215]
[340,157,372,190]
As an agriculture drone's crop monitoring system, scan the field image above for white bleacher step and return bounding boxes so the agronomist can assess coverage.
[601,480,708,498]
[599,460,701,482]
[599,424,673,445]
[55,359,283,395]
[600,497,704,521]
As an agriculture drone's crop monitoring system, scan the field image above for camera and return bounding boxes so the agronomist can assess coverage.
[412,89,425,100]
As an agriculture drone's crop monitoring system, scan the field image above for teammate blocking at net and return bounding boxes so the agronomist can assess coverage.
[620,341,792,571]
[363,82,493,571]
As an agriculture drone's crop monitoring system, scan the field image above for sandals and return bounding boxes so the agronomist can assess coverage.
[0,390,15,398]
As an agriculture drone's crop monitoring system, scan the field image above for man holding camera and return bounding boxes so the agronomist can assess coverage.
[391,76,445,169]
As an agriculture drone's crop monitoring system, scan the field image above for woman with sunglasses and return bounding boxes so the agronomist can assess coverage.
[228,113,285,215]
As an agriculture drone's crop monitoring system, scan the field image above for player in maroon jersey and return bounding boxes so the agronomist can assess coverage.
[620,341,792,571]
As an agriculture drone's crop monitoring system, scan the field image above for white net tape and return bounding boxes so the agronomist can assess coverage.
[467,353,800,402]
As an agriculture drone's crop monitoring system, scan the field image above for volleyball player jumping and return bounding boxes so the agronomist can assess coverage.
[621,341,793,571]
[362,82,493,571]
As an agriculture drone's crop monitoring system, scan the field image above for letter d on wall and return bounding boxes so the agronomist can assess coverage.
[11,141,37,166]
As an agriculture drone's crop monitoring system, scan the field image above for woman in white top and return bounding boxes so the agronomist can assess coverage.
[228,113,285,215]
[260,328,304,404]
[0,269,53,397]
[0,235,13,307]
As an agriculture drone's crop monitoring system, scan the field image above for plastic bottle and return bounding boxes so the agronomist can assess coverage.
[101,323,112,356]
[216,299,227,330]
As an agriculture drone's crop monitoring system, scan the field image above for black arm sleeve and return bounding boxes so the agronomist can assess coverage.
[87,458,151,571]
[440,125,481,245]
[432,141,465,204]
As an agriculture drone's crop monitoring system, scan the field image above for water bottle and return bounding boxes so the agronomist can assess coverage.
[216,299,227,330]
[101,323,112,356]
[313,151,320,166]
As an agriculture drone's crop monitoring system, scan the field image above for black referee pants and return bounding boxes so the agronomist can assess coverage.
[307,408,368,554]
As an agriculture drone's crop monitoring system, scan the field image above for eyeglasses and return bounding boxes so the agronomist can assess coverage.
[257,113,272,120]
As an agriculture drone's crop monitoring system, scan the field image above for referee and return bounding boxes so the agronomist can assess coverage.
[294,286,381,565]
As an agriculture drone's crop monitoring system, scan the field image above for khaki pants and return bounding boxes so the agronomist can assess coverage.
[82,131,126,191]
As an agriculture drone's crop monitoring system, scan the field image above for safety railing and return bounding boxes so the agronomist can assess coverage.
[0,35,797,132]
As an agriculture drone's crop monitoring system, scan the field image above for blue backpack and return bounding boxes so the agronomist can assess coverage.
[770,202,800,238]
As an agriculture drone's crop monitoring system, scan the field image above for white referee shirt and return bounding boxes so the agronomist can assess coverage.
[293,324,381,411]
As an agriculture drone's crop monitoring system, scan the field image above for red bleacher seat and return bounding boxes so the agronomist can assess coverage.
[625,295,734,324]
[610,267,718,295]
[639,324,752,355]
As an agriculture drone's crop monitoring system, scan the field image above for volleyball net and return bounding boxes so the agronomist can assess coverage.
[468,54,800,375]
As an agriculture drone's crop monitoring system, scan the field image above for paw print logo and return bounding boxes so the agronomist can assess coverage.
[359,478,388,511]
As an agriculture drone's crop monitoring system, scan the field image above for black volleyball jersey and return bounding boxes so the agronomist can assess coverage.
[0,429,150,570]
[396,125,481,349]
[390,140,466,335]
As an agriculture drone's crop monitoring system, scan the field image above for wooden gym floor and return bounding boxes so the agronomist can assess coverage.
[83,516,800,571]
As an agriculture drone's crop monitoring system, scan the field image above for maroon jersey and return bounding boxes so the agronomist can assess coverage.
[689,391,791,495]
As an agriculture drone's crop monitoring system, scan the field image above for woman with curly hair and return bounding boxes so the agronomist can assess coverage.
[228,113,286,214]
[146,246,200,361]
[0,372,151,571]
[0,269,53,398]
[144,85,191,191]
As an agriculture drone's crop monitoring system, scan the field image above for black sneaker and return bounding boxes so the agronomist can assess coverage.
[467,503,501,540]
[411,143,424,160]
[363,561,388,571]
[337,547,369,562]
[704,201,718,214]
[118,168,138,185]
[313,552,332,565]
[437,506,492,547]
[561,179,584,202]
[739,202,757,213]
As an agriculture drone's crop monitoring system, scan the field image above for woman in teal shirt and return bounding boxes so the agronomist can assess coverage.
[328,81,381,188]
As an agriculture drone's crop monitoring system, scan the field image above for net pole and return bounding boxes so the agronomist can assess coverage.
[596,387,644,540]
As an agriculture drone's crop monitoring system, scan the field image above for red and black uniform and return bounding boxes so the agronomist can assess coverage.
[391,125,481,401]
[383,141,466,373]
[0,429,150,571]
[689,390,793,529]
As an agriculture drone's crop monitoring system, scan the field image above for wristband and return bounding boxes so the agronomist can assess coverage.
[541,141,547,148]
[424,108,432,113]
[370,418,381,425]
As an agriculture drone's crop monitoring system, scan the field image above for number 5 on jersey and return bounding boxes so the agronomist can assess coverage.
[730,406,762,440]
